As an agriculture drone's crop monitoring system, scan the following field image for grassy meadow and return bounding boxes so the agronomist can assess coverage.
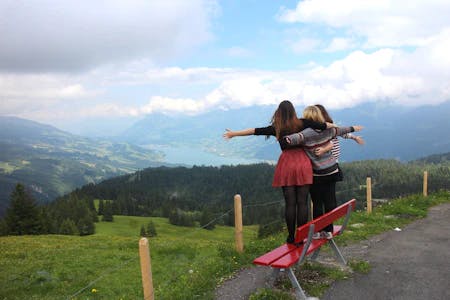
[1,190,449,299]
[0,214,263,300]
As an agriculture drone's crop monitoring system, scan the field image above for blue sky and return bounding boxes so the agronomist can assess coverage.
[1,0,450,135]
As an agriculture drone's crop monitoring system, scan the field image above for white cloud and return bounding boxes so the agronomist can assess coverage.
[0,73,100,115]
[2,0,450,125]
[0,0,217,72]
[278,0,450,48]
[141,96,207,115]
[323,37,357,52]
[3,39,449,123]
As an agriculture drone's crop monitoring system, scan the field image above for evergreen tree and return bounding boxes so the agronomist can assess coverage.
[146,221,157,237]
[59,219,79,235]
[257,219,284,238]
[199,209,215,230]
[39,207,52,234]
[140,224,146,237]
[5,183,42,235]
[102,201,114,222]
[0,219,7,236]
[98,200,104,215]
[77,215,95,235]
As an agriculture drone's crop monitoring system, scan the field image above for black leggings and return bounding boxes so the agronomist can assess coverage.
[282,185,310,240]
[310,181,337,233]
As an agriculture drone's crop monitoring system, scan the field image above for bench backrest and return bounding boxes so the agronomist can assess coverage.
[295,199,356,243]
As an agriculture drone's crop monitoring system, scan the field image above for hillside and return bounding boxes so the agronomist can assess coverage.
[0,116,166,216]
[64,152,450,223]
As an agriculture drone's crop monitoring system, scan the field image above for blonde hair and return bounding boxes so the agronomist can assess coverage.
[303,105,325,123]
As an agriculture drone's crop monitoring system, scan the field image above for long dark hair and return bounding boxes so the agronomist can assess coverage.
[315,104,333,123]
[271,100,303,140]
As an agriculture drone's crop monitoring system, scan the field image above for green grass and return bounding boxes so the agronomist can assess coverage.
[0,161,20,174]
[1,191,449,299]
[0,215,259,299]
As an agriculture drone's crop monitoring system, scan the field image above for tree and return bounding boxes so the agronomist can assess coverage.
[199,209,215,230]
[0,219,7,236]
[4,183,42,235]
[258,219,284,238]
[59,219,79,235]
[98,200,104,215]
[140,225,146,237]
[140,221,157,237]
[77,215,95,235]
[102,201,114,222]
[146,221,157,237]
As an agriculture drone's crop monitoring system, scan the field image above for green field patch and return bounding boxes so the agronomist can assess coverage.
[0,161,20,174]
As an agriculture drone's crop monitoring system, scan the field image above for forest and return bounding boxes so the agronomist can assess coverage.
[1,152,449,236]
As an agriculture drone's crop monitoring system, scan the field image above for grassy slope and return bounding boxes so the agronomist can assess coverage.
[0,215,259,299]
[1,191,449,300]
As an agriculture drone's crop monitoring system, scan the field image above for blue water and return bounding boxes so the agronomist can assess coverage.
[146,145,264,166]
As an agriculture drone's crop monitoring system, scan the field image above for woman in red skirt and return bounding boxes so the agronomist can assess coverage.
[223,100,333,244]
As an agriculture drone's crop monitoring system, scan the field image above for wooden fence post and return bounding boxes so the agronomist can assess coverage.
[139,238,154,300]
[366,177,372,214]
[423,171,428,197]
[234,194,244,253]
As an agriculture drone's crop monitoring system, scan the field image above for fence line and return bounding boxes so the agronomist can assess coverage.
[242,200,282,208]
[66,256,137,300]
[69,169,434,299]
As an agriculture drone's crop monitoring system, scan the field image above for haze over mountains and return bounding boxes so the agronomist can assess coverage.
[115,100,450,163]
[0,100,449,215]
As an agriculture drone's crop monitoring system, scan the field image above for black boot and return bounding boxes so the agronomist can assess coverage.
[286,235,295,244]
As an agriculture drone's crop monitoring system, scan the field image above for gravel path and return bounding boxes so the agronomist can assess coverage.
[214,203,450,300]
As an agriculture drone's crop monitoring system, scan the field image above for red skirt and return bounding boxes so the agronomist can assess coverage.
[272,148,313,187]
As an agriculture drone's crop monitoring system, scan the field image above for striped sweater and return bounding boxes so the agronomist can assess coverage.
[283,127,355,176]
[331,133,354,161]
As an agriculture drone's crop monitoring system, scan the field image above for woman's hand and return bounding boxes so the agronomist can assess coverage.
[222,129,235,140]
[326,122,338,129]
[314,141,334,156]
[354,135,365,145]
[352,125,364,132]
[223,128,255,139]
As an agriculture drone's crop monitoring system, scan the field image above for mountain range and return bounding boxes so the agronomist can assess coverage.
[116,100,450,163]
[0,116,166,216]
[1,100,449,215]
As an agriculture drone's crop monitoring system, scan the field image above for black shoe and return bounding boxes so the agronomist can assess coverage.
[286,236,295,244]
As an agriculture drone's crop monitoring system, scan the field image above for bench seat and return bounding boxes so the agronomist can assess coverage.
[254,225,343,268]
[252,199,356,300]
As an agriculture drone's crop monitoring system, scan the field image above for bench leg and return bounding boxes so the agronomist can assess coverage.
[310,248,321,261]
[328,239,347,265]
[286,267,307,300]
[267,268,280,287]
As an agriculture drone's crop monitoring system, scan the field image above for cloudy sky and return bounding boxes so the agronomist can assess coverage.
[1,0,450,134]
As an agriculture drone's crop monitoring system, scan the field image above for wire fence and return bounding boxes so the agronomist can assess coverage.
[63,196,288,299]
[65,171,436,299]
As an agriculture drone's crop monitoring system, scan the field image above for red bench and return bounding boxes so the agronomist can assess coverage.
[253,199,356,300]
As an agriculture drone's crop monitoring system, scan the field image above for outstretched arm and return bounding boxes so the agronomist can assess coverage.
[223,128,255,140]
[284,125,363,146]
[342,133,365,145]
[334,125,363,137]
[352,135,365,145]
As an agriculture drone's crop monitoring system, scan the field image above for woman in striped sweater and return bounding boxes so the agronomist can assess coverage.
[223,100,335,244]
[282,106,363,239]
